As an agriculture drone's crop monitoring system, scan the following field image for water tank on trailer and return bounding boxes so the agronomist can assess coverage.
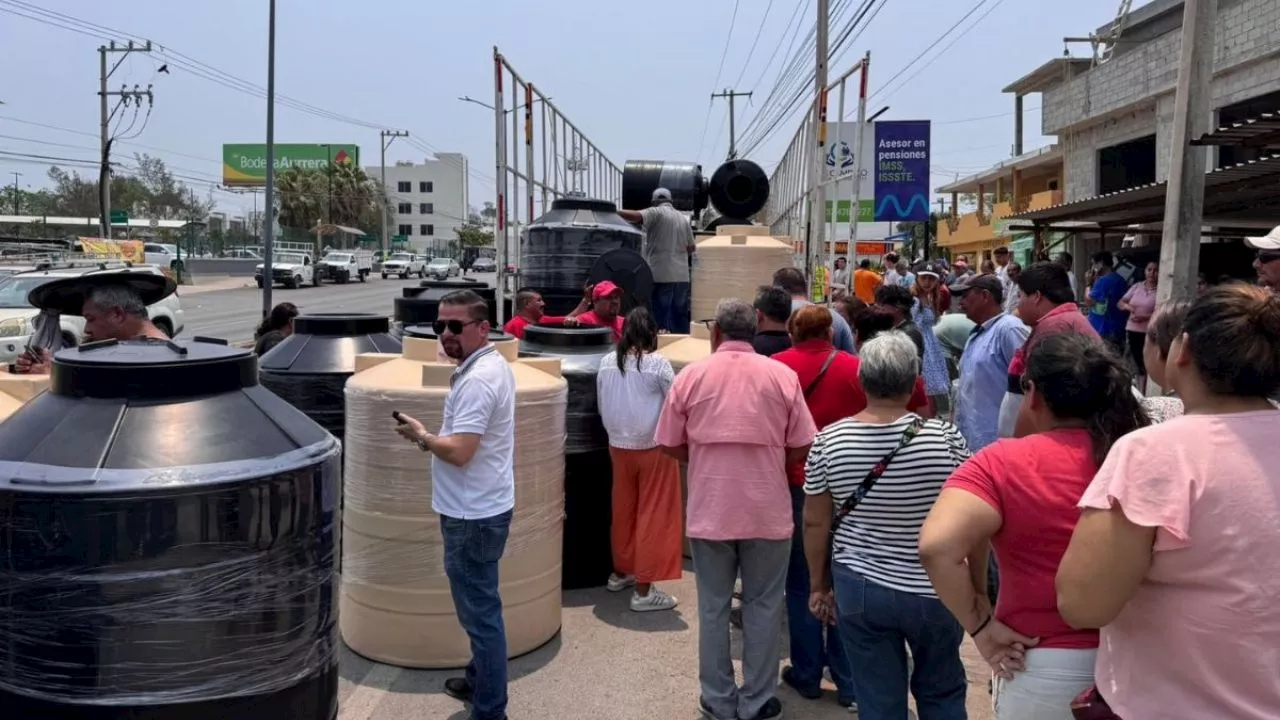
[521,197,644,316]
[621,160,708,214]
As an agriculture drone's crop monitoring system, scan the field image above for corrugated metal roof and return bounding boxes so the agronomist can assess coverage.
[1191,112,1280,148]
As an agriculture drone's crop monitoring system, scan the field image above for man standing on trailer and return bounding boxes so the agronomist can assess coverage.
[619,188,696,333]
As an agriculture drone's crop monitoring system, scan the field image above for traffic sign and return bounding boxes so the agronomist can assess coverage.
[391,234,408,243]
[149,217,160,229]
[109,210,129,225]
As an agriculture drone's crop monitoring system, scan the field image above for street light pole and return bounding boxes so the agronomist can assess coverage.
[9,171,20,215]
[379,129,409,258]
[261,0,277,318]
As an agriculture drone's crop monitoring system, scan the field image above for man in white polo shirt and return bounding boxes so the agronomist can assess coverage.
[394,289,516,720]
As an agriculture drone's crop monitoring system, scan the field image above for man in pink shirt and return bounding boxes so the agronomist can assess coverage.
[655,298,816,720]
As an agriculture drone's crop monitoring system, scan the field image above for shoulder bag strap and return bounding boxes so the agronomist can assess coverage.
[827,417,926,547]
[804,350,840,399]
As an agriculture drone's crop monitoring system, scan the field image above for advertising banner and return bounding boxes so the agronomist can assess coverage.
[822,122,875,203]
[872,121,931,222]
[222,144,360,187]
[79,238,144,264]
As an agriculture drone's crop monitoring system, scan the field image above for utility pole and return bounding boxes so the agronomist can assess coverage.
[711,89,753,159]
[1158,0,1217,305]
[805,0,830,296]
[99,40,153,239]
[9,171,20,215]
[262,0,277,318]
[379,129,409,258]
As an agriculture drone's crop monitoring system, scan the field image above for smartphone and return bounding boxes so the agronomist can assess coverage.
[392,411,407,424]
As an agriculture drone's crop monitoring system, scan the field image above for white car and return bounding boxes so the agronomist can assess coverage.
[424,257,460,280]
[144,243,185,272]
[0,264,186,363]
[381,252,425,279]
[255,253,316,289]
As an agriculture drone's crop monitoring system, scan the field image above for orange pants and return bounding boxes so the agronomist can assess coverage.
[609,446,684,584]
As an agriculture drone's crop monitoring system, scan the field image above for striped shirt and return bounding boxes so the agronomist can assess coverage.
[804,414,971,597]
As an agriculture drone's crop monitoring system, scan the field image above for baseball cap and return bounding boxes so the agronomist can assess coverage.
[1245,225,1280,251]
[652,188,673,203]
[592,280,622,300]
[948,274,1004,300]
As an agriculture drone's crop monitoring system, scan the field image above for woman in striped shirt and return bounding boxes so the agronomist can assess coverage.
[802,331,972,720]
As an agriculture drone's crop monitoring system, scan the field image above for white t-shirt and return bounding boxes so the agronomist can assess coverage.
[431,345,517,519]
[596,351,674,450]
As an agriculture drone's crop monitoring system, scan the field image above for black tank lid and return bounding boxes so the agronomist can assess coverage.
[419,278,485,288]
[403,325,512,343]
[51,337,258,400]
[588,249,653,314]
[523,323,615,349]
[291,312,389,336]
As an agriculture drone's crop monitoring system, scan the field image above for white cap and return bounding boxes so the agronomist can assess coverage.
[652,188,673,203]
[1246,225,1280,251]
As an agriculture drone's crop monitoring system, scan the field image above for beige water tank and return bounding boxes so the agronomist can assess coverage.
[0,371,49,421]
[340,336,568,668]
[691,225,795,322]
[656,327,713,560]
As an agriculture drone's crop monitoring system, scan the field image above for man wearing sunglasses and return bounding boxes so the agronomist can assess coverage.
[393,289,516,720]
[1246,226,1280,291]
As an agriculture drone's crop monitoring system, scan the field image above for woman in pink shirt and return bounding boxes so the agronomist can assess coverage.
[1057,284,1280,719]
[1118,261,1158,391]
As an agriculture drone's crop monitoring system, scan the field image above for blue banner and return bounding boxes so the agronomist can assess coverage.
[873,120,931,222]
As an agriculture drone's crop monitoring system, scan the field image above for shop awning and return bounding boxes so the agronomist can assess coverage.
[1007,153,1280,229]
[1192,112,1280,148]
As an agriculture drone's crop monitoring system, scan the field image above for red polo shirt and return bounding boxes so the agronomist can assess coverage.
[573,310,624,341]
[503,314,566,339]
[773,339,929,486]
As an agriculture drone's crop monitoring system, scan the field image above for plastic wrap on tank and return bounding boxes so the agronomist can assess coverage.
[621,160,708,213]
[393,280,497,332]
[0,338,340,719]
[259,313,402,440]
[521,197,643,316]
[517,323,615,454]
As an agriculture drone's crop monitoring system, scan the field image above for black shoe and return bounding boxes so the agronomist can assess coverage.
[743,697,783,720]
[699,697,731,720]
[780,665,822,700]
[442,677,473,703]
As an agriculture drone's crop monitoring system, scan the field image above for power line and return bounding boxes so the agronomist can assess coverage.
[869,0,998,103]
[695,0,743,161]
[730,0,776,89]
[874,0,1008,105]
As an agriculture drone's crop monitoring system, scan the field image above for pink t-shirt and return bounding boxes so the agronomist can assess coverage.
[1121,282,1158,333]
[1078,410,1280,719]
[654,340,816,541]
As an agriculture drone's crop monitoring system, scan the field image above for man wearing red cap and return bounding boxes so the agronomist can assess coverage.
[565,281,625,341]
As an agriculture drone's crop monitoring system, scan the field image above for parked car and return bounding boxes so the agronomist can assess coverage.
[0,264,185,363]
[425,257,461,280]
[254,252,316,289]
[318,250,373,283]
[144,243,184,272]
[224,248,262,260]
[381,252,426,279]
[471,256,497,272]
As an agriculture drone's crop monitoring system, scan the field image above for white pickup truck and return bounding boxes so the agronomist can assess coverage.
[255,252,316,289]
[381,252,425,279]
[318,250,373,284]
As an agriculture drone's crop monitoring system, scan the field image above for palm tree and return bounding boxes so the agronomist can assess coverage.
[275,167,324,231]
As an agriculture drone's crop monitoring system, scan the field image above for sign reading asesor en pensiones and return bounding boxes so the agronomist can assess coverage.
[221,144,360,187]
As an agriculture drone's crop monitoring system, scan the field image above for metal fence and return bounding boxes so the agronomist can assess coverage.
[762,53,870,286]
[492,46,622,323]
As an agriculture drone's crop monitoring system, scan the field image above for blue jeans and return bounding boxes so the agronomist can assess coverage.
[785,486,854,703]
[832,563,967,720]
[441,509,512,720]
[651,281,691,334]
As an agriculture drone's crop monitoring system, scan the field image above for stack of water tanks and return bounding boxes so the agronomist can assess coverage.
[340,332,567,668]
[522,197,646,316]
[519,323,616,590]
[0,338,341,719]
[691,225,795,324]
[259,313,402,440]
[393,280,497,338]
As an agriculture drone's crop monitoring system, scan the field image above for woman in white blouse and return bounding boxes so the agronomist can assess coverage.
[596,307,683,612]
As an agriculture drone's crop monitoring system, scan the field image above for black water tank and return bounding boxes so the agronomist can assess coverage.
[521,197,643,317]
[519,324,615,590]
[0,338,340,720]
[621,160,708,213]
[259,313,402,441]
[403,325,513,344]
[707,159,770,222]
[393,280,497,331]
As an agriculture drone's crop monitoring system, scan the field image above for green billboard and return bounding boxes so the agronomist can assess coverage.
[222,143,360,187]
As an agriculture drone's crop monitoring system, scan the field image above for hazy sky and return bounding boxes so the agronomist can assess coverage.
[0,0,1126,219]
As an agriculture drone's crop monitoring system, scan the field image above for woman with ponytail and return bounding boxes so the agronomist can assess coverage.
[595,307,683,612]
[254,302,298,355]
[920,333,1147,719]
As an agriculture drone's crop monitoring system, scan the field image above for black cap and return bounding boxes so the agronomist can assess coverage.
[993,246,1010,255]
[28,272,177,315]
[948,274,1004,302]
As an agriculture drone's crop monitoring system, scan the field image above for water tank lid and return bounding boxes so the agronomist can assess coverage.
[50,337,257,399]
[551,197,619,213]
[292,313,389,336]
[403,325,513,343]
[419,278,485,288]
[523,323,615,349]
[588,249,654,309]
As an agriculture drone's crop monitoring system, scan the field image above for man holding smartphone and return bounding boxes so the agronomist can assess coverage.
[393,289,516,720]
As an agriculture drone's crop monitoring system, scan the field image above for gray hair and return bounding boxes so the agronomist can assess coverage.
[858,331,920,399]
[714,298,757,342]
[86,284,147,319]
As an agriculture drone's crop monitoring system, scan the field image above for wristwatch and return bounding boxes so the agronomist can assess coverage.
[416,434,432,452]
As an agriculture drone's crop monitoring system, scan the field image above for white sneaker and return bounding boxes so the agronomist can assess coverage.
[630,587,678,612]
[606,573,635,592]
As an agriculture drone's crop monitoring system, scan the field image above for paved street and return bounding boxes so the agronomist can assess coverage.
[181,272,498,344]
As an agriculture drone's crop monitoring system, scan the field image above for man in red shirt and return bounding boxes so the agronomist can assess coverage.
[565,281,625,340]
[502,287,585,339]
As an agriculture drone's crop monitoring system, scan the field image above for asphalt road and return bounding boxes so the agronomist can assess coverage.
[182,272,498,344]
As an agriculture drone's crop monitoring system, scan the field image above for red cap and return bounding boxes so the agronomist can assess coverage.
[592,280,622,300]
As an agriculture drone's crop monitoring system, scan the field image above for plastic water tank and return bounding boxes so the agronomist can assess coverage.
[519,323,615,590]
[0,370,50,422]
[621,160,708,214]
[691,225,796,324]
[393,280,497,336]
[341,335,567,668]
[522,197,643,316]
[0,338,341,720]
[259,313,402,440]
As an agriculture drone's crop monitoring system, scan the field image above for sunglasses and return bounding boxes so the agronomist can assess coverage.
[1258,251,1280,264]
[432,319,481,335]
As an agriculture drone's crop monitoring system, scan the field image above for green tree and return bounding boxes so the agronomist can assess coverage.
[896,211,947,261]
[456,223,493,248]
[41,154,213,223]
[275,164,381,233]
[480,201,497,223]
